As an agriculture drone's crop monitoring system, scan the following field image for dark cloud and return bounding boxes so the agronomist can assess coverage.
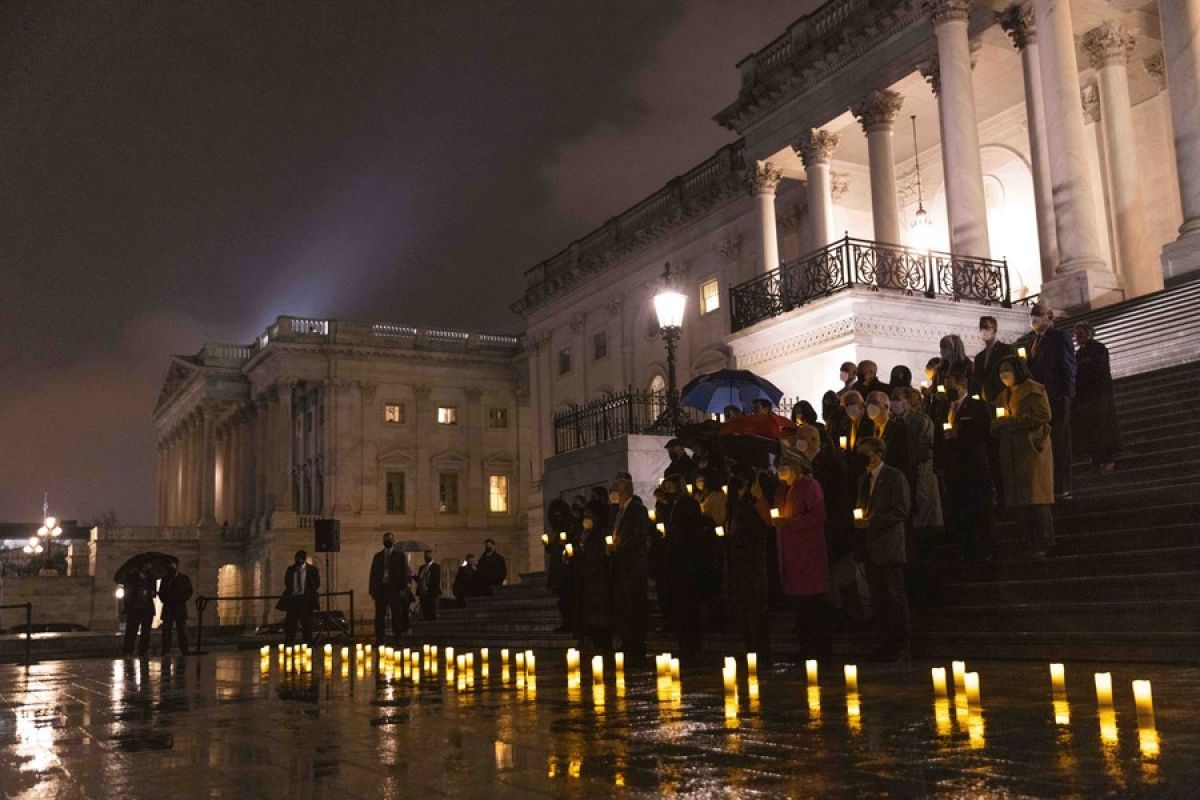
[0,1,815,522]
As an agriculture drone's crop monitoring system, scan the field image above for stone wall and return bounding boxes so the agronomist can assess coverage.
[0,576,95,629]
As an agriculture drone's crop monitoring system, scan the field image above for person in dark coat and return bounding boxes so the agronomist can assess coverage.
[939,360,996,560]
[415,550,442,620]
[475,539,507,596]
[1025,302,1077,498]
[664,439,698,483]
[851,359,890,401]
[888,364,913,394]
[972,315,1017,403]
[648,487,672,629]
[662,474,707,661]
[1072,322,1119,474]
[279,550,320,647]
[834,390,871,498]
[545,498,573,632]
[370,531,412,645]
[821,390,845,441]
[725,473,771,659]
[453,555,478,603]
[574,505,613,653]
[157,559,192,655]
[608,472,650,665]
[121,562,156,656]
[836,361,858,399]
[894,387,942,569]
[853,436,912,661]
[865,390,911,475]
[790,399,831,450]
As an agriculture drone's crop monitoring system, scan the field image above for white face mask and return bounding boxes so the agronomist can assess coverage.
[980,328,996,344]
[1000,372,1016,387]
[846,404,863,420]
[866,403,883,420]
[1031,316,1044,329]
[840,370,851,383]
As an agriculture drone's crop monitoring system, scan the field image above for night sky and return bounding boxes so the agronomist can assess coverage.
[0,1,816,524]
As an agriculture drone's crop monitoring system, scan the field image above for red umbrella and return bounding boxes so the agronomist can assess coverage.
[718,413,797,439]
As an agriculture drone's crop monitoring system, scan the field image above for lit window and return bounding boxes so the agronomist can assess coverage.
[558,348,571,375]
[439,473,459,514]
[701,278,720,314]
[385,472,406,514]
[593,331,608,360]
[488,408,508,428]
[437,406,458,425]
[489,475,509,513]
[384,403,405,424]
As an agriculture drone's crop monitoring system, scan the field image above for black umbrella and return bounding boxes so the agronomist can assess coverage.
[113,551,176,584]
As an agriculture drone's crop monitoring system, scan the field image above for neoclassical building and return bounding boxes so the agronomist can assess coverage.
[151,316,531,622]
[513,0,1200,535]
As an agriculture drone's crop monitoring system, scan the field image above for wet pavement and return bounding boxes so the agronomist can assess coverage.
[0,648,1196,799]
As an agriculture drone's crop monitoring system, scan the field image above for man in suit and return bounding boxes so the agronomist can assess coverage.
[972,315,1016,402]
[415,550,442,621]
[122,562,156,657]
[158,559,193,655]
[608,471,651,666]
[853,436,912,661]
[1026,302,1077,498]
[369,532,411,645]
[476,539,508,596]
[279,550,320,646]
[663,439,698,483]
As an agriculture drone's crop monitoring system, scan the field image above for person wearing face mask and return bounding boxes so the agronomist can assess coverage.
[157,559,192,656]
[662,474,707,661]
[416,549,443,622]
[663,439,698,484]
[476,538,508,596]
[574,506,614,653]
[837,390,870,499]
[972,315,1015,402]
[992,354,1056,558]
[725,472,772,660]
[852,436,912,661]
[921,357,944,418]
[938,360,995,560]
[936,335,969,384]
[866,390,910,473]
[608,472,651,665]
[888,364,913,394]
[453,554,477,603]
[851,359,890,400]
[1071,323,1119,475]
[775,456,832,663]
[1025,303,1077,499]
[836,361,858,399]
[891,387,942,571]
[370,531,412,645]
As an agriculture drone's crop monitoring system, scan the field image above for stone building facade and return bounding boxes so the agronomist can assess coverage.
[151,316,531,624]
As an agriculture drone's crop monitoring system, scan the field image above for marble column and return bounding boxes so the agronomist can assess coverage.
[852,88,905,247]
[1158,0,1200,278]
[797,129,840,251]
[999,4,1059,284]
[927,0,990,258]
[751,162,783,272]
[1032,0,1118,309]
[155,442,165,525]
[181,417,196,526]
[1084,22,1162,298]
[1145,52,1181,217]
[168,433,179,524]
[253,396,268,522]
[200,404,217,526]
[275,383,295,515]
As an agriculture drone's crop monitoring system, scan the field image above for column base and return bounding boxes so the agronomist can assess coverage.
[1040,269,1124,313]
[1161,233,1200,282]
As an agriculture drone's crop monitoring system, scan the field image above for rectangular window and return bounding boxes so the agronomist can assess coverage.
[701,278,721,315]
[489,475,509,513]
[437,406,458,425]
[439,473,459,514]
[488,407,508,428]
[558,348,571,375]
[384,403,405,424]
[385,471,406,514]
[593,331,607,360]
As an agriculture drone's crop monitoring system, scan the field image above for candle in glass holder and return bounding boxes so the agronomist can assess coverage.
[670,657,680,682]
[647,509,656,522]
[852,508,865,521]
[445,646,455,668]
[260,645,270,656]
[844,664,858,693]
[1132,679,1155,729]
[541,533,549,545]
[591,655,603,684]
[525,650,536,678]
[995,407,1007,418]
[722,485,729,494]
[952,661,966,693]
[1049,663,1065,693]
[614,652,625,674]
[770,508,780,519]
[839,436,848,450]
[942,422,953,432]
[323,643,333,656]
[931,667,948,698]
[722,663,736,694]
[1094,672,1114,707]
[964,672,981,707]
[515,651,525,674]
[806,659,819,685]
[920,380,931,390]
[1017,346,1028,359]
[564,543,574,557]
[686,483,693,495]
[746,653,758,679]
[714,525,725,537]
[655,523,666,535]
[559,531,567,541]
[605,534,614,548]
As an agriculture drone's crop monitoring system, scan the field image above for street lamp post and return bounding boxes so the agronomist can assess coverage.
[651,263,690,434]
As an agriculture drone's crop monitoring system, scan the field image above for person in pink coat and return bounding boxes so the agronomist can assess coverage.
[774,454,833,662]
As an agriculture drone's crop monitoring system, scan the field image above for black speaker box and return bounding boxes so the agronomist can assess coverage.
[314,519,341,553]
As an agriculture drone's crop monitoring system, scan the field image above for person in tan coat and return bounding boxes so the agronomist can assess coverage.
[992,354,1056,558]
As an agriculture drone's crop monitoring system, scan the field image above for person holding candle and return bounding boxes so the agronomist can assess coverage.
[775,455,833,663]
[992,354,1056,559]
[835,390,870,500]
[790,399,832,452]
[821,390,845,441]
[1071,322,1119,476]
[972,316,1016,403]
[938,360,996,560]
[920,357,945,418]
[892,387,942,573]
[575,500,614,654]
[866,390,910,474]
[662,473,707,661]
[608,472,651,667]
[694,468,728,628]
[452,554,478,604]
[853,436,912,661]
[546,499,575,633]
[663,438,698,484]
[1024,303,1077,499]
[726,472,772,661]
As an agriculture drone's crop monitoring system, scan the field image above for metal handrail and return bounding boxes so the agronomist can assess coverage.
[192,590,355,655]
[0,602,33,666]
[551,387,704,454]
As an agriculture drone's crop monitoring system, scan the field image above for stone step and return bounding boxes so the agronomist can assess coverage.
[935,570,1200,605]
[1071,442,1200,475]
[929,545,1200,581]
[1071,457,1200,491]
[1069,476,1200,502]
[909,630,1200,664]
[926,598,1200,634]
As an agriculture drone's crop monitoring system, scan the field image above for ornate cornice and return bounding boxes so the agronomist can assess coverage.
[1144,51,1166,89]
[1082,22,1135,70]
[750,161,783,195]
[924,0,972,27]
[852,89,905,133]
[797,129,839,167]
[997,6,1035,50]
[715,233,743,262]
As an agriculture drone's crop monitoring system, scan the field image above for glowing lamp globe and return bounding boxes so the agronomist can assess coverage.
[910,208,936,254]
[45,516,57,530]
[28,537,39,548]
[51,527,62,538]
[654,287,686,330]
[37,526,48,537]
[115,586,126,600]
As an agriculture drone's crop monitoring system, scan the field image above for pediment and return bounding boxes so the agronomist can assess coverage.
[377,447,415,467]
[430,450,468,471]
[154,357,201,414]
[482,452,516,471]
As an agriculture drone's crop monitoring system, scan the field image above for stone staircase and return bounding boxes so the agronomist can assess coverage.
[413,278,1200,663]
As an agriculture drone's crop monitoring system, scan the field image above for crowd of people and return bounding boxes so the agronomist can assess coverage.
[543,303,1120,665]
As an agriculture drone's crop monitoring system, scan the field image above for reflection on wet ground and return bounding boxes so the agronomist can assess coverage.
[0,649,1196,798]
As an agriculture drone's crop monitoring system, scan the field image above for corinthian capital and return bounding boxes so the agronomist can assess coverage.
[924,0,972,26]
[1144,51,1166,89]
[1082,22,1135,70]
[918,57,941,96]
[749,161,782,195]
[997,5,1035,50]
[796,129,839,168]
[852,89,905,133]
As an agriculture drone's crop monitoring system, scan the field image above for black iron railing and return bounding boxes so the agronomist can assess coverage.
[553,389,705,454]
[730,236,1011,332]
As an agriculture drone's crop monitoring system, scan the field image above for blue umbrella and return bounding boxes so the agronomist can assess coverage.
[679,369,785,414]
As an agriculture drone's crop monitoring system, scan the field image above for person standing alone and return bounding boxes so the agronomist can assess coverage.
[476,539,508,596]
[416,550,442,620]
[370,532,411,645]
[278,550,320,647]
[158,559,193,655]
[1026,303,1076,498]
